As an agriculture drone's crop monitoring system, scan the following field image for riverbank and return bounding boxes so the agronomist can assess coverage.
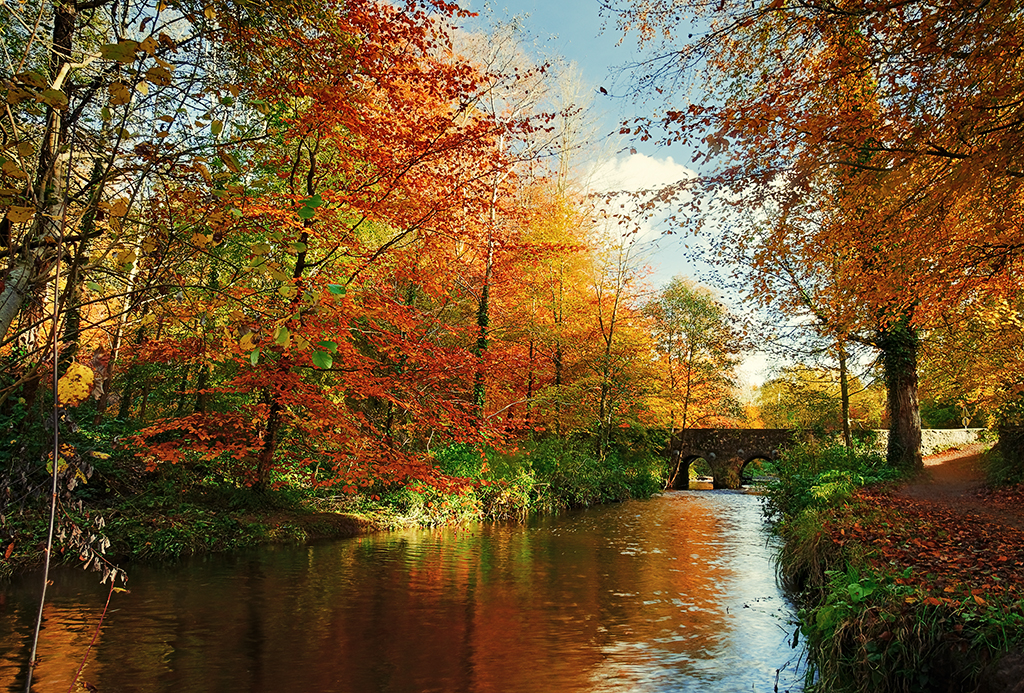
[776,444,1024,692]
[1,438,666,579]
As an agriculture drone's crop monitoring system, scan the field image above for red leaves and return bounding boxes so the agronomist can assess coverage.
[834,486,1024,603]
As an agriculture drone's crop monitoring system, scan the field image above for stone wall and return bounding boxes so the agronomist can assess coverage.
[866,428,988,456]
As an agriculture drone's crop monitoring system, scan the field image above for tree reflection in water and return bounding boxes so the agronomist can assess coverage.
[0,492,802,692]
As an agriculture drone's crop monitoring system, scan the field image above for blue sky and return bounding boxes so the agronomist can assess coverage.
[466,0,654,151]
[460,0,703,275]
[459,1,735,296]
[458,1,772,386]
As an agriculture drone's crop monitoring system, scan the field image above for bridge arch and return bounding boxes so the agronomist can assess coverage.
[739,455,776,485]
[667,429,800,490]
[667,454,716,489]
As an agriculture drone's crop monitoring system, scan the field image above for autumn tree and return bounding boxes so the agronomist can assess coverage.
[127,0,521,491]
[604,0,1024,469]
[757,365,885,434]
[918,294,1024,429]
[644,276,743,432]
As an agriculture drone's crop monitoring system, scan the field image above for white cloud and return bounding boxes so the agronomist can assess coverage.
[737,351,770,390]
[587,153,695,194]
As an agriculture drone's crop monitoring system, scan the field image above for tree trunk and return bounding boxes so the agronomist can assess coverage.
[526,337,534,429]
[473,233,492,419]
[838,343,853,449]
[255,395,282,492]
[878,317,922,470]
[0,264,32,345]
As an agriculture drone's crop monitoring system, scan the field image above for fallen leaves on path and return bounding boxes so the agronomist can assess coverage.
[823,448,1024,605]
[839,487,1024,603]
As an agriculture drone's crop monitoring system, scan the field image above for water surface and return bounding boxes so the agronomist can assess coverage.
[1,491,803,692]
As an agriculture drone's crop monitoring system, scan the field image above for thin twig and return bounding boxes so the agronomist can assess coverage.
[67,581,117,693]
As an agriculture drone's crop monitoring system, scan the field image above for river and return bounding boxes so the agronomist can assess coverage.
[1,490,804,692]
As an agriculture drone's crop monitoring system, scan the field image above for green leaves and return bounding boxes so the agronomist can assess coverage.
[327,284,346,296]
[274,325,291,346]
[15,71,47,88]
[846,578,878,604]
[38,89,68,110]
[219,150,241,173]
[311,351,333,369]
[297,194,323,220]
[100,41,140,64]
[313,340,338,369]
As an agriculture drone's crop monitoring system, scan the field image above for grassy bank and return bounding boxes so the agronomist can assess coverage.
[767,442,1024,692]
[1,435,665,579]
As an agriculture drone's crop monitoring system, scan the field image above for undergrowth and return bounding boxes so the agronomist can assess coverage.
[766,441,1024,692]
[4,432,666,572]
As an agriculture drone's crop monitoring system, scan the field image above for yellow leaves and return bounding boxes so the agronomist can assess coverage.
[266,263,290,282]
[5,87,33,106]
[58,363,95,407]
[192,233,214,248]
[100,41,140,64]
[146,66,173,87]
[114,248,138,266]
[109,198,129,217]
[4,206,34,224]
[219,150,241,173]
[977,298,1022,331]
[195,161,212,184]
[139,36,158,56]
[239,332,257,351]
[2,160,28,179]
[207,209,231,232]
[204,4,218,20]
[108,82,131,106]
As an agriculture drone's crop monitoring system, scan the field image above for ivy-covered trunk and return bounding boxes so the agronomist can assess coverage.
[877,316,922,470]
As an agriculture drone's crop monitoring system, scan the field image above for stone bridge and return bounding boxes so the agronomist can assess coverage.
[666,429,800,490]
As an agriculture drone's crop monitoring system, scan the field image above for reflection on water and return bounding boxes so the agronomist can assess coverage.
[1,491,803,692]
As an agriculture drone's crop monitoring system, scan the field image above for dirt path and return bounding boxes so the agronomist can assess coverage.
[874,445,1024,691]
[898,444,1024,531]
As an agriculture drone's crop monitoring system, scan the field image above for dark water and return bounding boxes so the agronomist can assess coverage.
[1,491,804,692]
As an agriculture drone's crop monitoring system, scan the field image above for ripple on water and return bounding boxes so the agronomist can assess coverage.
[0,491,803,693]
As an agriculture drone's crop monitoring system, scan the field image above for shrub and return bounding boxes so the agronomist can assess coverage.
[762,442,898,526]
